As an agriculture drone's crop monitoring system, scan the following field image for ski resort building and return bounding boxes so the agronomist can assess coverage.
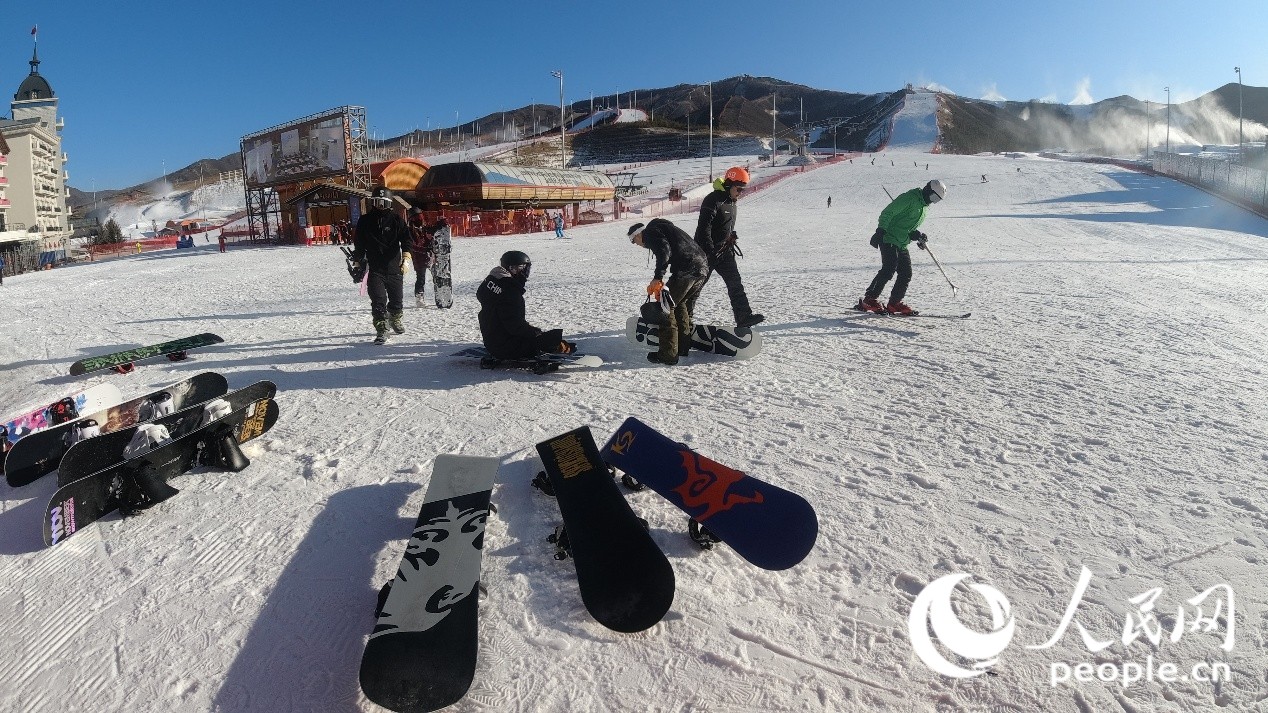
[0,43,70,273]
[416,162,614,208]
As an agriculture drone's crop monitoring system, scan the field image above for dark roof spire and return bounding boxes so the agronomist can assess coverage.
[29,45,40,74]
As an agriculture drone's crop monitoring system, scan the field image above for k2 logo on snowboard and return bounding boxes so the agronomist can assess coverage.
[608,430,636,455]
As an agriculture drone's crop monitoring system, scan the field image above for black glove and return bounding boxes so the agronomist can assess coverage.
[870,228,884,249]
[910,231,928,250]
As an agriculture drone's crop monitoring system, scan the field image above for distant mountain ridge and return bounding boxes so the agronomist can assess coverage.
[70,77,1268,208]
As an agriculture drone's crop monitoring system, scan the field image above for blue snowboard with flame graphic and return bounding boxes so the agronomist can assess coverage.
[599,417,817,570]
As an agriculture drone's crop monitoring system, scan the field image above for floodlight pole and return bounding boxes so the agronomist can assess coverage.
[1145,100,1150,158]
[552,70,565,169]
[1164,87,1171,154]
[708,81,714,181]
[1235,66,1243,161]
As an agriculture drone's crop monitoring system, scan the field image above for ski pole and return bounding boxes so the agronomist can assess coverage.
[881,186,894,201]
[923,242,958,297]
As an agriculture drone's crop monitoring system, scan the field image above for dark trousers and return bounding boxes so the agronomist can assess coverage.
[412,262,428,296]
[367,270,404,321]
[866,243,912,303]
[660,274,706,359]
[703,251,753,322]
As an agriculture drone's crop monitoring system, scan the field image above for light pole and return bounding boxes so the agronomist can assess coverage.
[552,70,565,169]
[1145,100,1151,159]
[1235,66,1244,161]
[1165,87,1171,154]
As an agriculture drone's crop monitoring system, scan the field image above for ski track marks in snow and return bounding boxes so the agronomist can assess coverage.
[2,152,1268,712]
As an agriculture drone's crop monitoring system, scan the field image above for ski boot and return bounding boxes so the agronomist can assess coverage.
[885,300,917,316]
[856,296,884,314]
[389,312,405,335]
[373,319,390,345]
[688,518,722,550]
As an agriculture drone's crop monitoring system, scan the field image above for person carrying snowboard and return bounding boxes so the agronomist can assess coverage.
[628,219,710,365]
[857,179,947,316]
[696,166,764,328]
[476,251,576,360]
[351,186,412,343]
[407,207,437,307]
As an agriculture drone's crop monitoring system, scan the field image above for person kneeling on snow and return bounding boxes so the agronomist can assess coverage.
[476,251,575,360]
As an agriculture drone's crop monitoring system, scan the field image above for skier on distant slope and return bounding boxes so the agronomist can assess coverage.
[856,179,946,316]
[351,187,412,344]
[476,251,576,360]
[696,166,764,328]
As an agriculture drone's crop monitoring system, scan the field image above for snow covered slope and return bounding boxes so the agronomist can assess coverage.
[1,153,1266,712]
[885,90,940,151]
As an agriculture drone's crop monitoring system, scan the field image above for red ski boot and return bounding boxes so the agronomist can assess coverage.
[856,296,884,313]
[885,300,917,316]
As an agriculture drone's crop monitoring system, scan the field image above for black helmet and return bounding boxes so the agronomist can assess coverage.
[500,250,531,278]
[369,186,393,209]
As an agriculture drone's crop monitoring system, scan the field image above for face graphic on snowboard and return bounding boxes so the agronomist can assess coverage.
[371,500,488,637]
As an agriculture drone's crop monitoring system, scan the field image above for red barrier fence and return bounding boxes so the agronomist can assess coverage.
[86,236,180,259]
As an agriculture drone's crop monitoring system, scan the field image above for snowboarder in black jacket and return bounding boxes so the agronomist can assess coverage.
[695,166,764,328]
[476,251,575,360]
[628,219,709,365]
[351,187,412,344]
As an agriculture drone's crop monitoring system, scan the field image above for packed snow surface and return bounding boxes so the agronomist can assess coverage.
[886,91,939,151]
[2,153,1267,712]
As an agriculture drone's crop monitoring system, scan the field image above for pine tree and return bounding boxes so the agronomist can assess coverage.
[95,218,124,245]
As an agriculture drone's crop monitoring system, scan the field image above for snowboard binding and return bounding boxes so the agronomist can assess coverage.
[166,350,189,362]
[117,463,180,516]
[112,362,136,374]
[547,525,571,560]
[530,360,560,375]
[530,470,555,497]
[688,518,722,550]
[618,470,645,491]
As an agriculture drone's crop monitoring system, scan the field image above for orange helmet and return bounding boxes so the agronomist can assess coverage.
[723,167,750,186]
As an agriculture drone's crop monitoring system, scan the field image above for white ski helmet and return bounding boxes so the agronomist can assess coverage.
[924,179,947,203]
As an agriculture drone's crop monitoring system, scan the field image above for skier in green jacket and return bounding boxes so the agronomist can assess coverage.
[857,179,946,315]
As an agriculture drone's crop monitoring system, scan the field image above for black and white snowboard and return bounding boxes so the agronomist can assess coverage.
[451,346,601,375]
[430,223,453,309]
[359,455,500,713]
[68,333,225,376]
[626,316,762,359]
[44,396,279,547]
[536,426,674,633]
[2,384,123,467]
[5,372,230,488]
[55,380,277,487]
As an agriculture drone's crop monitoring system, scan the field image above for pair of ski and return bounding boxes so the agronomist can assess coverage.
[360,419,817,712]
[850,304,971,320]
[42,380,280,546]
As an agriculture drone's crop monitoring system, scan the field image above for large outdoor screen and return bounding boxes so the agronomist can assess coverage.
[241,109,350,188]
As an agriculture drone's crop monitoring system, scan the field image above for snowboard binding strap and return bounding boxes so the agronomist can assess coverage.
[688,518,722,550]
[118,463,180,516]
[530,471,556,497]
[546,525,571,560]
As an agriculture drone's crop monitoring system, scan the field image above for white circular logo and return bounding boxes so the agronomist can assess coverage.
[908,573,1015,678]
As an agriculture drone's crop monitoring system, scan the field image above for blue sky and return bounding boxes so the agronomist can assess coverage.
[4,0,1266,190]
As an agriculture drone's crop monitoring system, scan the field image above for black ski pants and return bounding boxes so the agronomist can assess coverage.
[367,270,404,322]
[865,243,912,304]
[702,251,753,323]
